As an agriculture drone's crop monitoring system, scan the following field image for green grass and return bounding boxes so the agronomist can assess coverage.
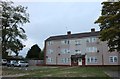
[2,66,119,78]
[2,67,29,75]
[22,67,109,77]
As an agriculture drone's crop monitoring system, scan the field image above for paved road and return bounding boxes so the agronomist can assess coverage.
[105,71,120,79]
[1,73,29,77]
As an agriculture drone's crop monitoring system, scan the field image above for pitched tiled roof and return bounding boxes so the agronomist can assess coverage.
[46,31,99,41]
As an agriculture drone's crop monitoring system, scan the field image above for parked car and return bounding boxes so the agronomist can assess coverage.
[7,60,17,67]
[14,60,29,67]
[2,59,7,66]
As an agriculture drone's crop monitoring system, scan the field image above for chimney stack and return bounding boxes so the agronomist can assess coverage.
[91,28,95,32]
[67,31,71,35]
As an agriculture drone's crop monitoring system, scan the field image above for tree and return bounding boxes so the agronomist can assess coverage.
[39,50,44,60]
[95,2,120,52]
[26,44,41,59]
[1,1,30,57]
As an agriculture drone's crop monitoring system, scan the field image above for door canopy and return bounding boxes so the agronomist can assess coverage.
[71,54,85,59]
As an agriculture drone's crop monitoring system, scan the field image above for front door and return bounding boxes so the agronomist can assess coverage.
[71,59,78,66]
[82,56,85,65]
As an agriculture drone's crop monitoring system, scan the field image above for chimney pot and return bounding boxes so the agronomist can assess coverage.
[67,31,71,35]
[91,28,95,32]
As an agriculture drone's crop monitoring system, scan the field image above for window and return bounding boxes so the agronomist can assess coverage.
[93,47,97,52]
[91,57,93,62]
[61,58,65,63]
[48,41,53,45]
[75,40,81,45]
[61,49,70,54]
[61,58,69,63]
[87,57,97,63]
[86,37,97,43]
[114,57,117,62]
[94,57,97,63]
[86,47,97,53]
[86,38,91,43]
[88,58,90,62]
[61,40,70,44]
[75,50,81,54]
[47,49,53,54]
[47,58,53,63]
[79,59,81,62]
[109,56,118,63]
[109,57,113,62]
[91,38,97,42]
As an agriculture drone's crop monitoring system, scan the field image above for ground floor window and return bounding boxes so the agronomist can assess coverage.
[109,56,118,63]
[87,57,97,63]
[78,58,82,62]
[47,58,53,63]
[61,58,70,63]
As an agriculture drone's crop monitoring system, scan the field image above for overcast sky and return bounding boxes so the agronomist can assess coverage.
[10,1,103,57]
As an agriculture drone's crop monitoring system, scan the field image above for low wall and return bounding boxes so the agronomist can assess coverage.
[28,60,44,66]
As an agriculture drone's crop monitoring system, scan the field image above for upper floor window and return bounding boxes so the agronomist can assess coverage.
[86,38,90,43]
[92,38,97,42]
[109,56,118,63]
[86,47,97,53]
[47,49,53,54]
[47,41,53,46]
[75,50,81,54]
[61,40,70,45]
[75,40,81,45]
[61,49,70,54]
[86,37,97,43]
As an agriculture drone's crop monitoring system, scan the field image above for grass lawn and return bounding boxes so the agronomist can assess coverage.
[2,66,119,78]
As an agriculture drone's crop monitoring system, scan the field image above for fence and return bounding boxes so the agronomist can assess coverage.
[28,60,44,66]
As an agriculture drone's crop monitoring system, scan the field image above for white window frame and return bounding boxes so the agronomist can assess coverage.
[87,57,97,63]
[86,37,97,43]
[48,41,53,45]
[75,50,81,54]
[86,47,97,53]
[92,47,97,52]
[86,38,90,43]
[75,40,81,45]
[61,58,69,63]
[109,56,118,63]
[47,58,53,63]
[47,49,53,54]
[87,57,90,62]
[61,40,70,44]
[61,49,70,54]
[91,37,97,43]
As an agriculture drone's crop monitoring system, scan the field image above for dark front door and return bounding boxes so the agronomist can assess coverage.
[82,56,85,65]
[71,59,78,66]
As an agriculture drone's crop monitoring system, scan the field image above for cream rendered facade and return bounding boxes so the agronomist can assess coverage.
[44,29,120,66]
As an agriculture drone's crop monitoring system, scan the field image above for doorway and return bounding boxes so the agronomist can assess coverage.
[71,54,86,66]
[71,58,78,66]
[82,55,85,66]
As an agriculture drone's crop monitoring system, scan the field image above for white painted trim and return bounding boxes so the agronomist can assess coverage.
[85,55,87,65]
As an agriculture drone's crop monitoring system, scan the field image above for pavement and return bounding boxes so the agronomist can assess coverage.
[1,73,29,77]
[105,71,120,79]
